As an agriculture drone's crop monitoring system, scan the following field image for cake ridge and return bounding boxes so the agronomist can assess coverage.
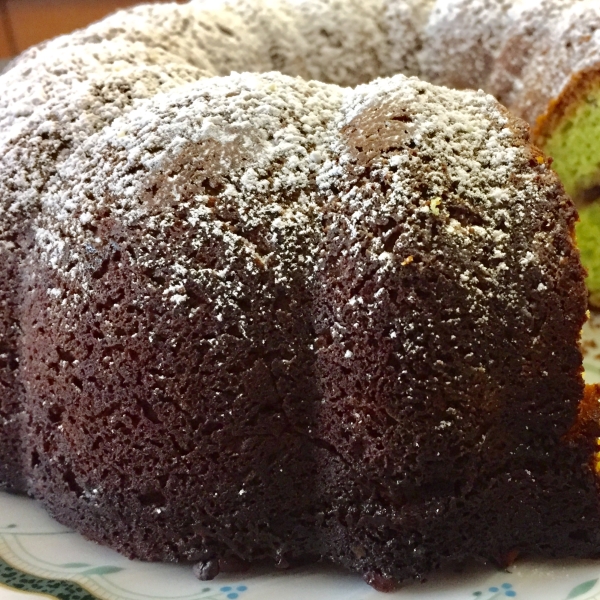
[2,0,600,588]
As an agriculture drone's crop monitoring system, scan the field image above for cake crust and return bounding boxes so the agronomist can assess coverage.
[2,0,600,586]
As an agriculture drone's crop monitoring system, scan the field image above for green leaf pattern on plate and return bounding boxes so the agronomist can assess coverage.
[79,567,124,576]
[0,508,248,600]
[566,579,599,599]
[5,489,600,599]
[0,555,248,600]
[0,556,99,600]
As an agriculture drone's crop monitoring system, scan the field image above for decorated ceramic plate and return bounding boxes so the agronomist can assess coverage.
[2,315,600,600]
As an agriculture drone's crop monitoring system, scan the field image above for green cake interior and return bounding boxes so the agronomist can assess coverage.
[542,87,600,307]
[577,203,600,308]
[544,88,600,201]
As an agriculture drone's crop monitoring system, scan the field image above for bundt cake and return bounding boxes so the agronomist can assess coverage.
[418,0,600,305]
[2,0,600,590]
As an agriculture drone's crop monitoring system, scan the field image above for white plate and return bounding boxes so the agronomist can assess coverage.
[2,315,600,600]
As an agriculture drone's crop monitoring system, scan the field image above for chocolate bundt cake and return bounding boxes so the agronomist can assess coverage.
[418,0,600,305]
[2,0,600,589]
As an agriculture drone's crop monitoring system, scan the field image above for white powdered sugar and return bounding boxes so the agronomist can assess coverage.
[1,0,595,243]
[415,0,600,130]
[418,0,519,91]
[328,76,554,317]
[0,0,422,245]
[29,69,557,341]
[489,0,600,125]
[0,38,207,236]
[34,73,344,315]
[0,0,591,449]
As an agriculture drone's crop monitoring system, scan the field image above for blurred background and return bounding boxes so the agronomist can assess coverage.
[0,0,149,68]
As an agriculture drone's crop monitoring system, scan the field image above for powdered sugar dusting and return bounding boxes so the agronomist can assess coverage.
[327,76,557,330]
[0,38,207,237]
[34,73,344,317]
[416,0,600,129]
[0,0,591,497]
[33,71,562,350]
[489,0,600,125]
[0,0,589,570]
[4,0,596,245]
[419,0,518,91]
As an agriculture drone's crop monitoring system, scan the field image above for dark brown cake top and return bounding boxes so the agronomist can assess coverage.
[33,71,579,396]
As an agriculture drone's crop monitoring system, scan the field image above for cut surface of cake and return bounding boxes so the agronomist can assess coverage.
[534,73,600,306]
